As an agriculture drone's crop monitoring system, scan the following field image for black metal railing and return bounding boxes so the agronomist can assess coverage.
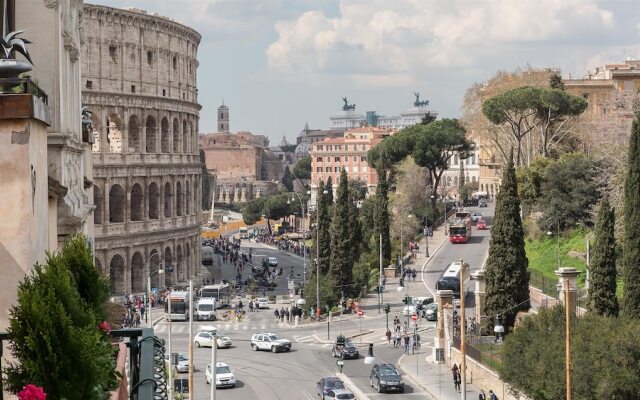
[0,77,48,104]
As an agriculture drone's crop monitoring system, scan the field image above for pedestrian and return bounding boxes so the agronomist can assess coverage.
[394,331,401,348]
[489,390,497,400]
[454,369,461,392]
[274,309,280,322]
[248,301,254,312]
[403,334,411,355]
[479,389,486,400]
[451,364,459,387]
[386,329,392,347]
[280,307,285,322]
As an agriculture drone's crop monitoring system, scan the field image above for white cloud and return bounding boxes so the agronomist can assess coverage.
[266,0,617,86]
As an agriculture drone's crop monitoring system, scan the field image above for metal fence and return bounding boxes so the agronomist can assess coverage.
[529,270,559,297]
[447,314,503,370]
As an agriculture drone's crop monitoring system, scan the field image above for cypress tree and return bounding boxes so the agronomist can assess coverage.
[483,150,530,333]
[326,176,334,204]
[374,168,391,268]
[306,180,332,309]
[282,166,293,192]
[623,117,640,316]
[587,197,618,316]
[330,170,351,290]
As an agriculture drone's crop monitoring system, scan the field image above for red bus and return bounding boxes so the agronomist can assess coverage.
[448,218,472,243]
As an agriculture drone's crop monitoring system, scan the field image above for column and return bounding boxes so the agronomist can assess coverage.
[434,289,453,363]
[555,267,580,315]
[471,270,486,324]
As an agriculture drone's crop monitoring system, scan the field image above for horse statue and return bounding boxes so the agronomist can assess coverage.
[413,92,429,107]
[342,97,356,111]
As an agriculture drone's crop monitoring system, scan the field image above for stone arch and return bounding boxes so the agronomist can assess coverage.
[185,180,191,215]
[91,114,101,153]
[164,247,173,287]
[182,120,188,153]
[130,183,143,221]
[106,113,123,153]
[145,116,157,153]
[128,115,141,152]
[109,254,125,294]
[149,249,161,289]
[131,252,144,293]
[173,118,180,153]
[190,121,195,153]
[164,182,173,217]
[185,242,191,280]
[161,117,170,153]
[109,184,125,223]
[148,182,160,219]
[176,181,183,216]
[94,186,103,225]
[176,245,183,283]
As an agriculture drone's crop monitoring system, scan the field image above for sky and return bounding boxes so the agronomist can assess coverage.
[95,0,640,145]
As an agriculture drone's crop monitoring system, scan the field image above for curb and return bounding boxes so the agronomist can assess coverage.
[397,356,438,400]
[337,372,370,400]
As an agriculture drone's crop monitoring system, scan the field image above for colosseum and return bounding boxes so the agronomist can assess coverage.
[82,4,203,294]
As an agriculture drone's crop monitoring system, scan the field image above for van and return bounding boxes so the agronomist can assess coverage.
[194,298,216,321]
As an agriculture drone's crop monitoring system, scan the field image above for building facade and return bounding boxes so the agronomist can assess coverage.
[82,4,203,294]
[441,143,481,197]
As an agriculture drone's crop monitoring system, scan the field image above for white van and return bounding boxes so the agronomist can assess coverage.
[195,298,217,321]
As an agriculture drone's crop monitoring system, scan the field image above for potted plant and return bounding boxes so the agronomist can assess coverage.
[0,30,33,79]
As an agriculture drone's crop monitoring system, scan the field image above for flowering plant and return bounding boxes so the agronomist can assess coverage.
[17,384,46,400]
[98,321,112,335]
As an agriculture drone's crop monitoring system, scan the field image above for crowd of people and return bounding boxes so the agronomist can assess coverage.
[452,364,498,399]
[273,305,304,323]
[385,315,421,355]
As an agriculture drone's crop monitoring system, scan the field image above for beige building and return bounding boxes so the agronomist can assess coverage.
[82,4,203,294]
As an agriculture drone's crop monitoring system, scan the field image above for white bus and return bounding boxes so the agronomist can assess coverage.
[239,227,248,239]
[200,283,231,308]
[202,246,214,265]
[435,261,462,298]
[165,290,191,321]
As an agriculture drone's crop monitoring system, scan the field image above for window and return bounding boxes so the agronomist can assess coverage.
[335,167,340,172]
[317,145,323,151]
[454,154,459,165]
[173,56,177,70]
[353,166,358,173]
[131,85,136,93]
[109,45,117,63]
[327,145,332,151]
[317,167,322,172]
[147,51,153,66]
[583,93,589,99]
[86,80,93,89]
[353,156,357,162]
[335,157,341,162]
[361,156,367,162]
[162,89,166,97]
[361,144,366,150]
[363,166,368,173]
[344,166,349,173]
[336,145,341,151]
[316,157,322,162]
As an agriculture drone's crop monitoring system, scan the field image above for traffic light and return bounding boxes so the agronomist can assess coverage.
[403,295,412,305]
[384,304,391,314]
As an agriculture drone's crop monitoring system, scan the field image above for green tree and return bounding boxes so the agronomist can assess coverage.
[458,158,465,197]
[587,197,619,317]
[516,156,552,211]
[374,169,391,269]
[483,150,530,332]
[549,73,565,90]
[200,149,212,209]
[262,193,292,221]
[347,185,363,273]
[241,197,266,225]
[292,155,311,180]
[305,181,333,309]
[623,117,640,317]
[325,176,334,204]
[281,165,293,192]
[330,170,352,291]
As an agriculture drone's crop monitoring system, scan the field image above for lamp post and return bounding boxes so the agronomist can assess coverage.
[147,253,164,326]
[547,220,560,268]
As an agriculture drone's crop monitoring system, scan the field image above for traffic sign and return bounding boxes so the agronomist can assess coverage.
[411,313,418,321]
[357,310,364,317]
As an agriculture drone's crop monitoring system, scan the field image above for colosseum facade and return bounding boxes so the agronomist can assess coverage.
[82,4,203,294]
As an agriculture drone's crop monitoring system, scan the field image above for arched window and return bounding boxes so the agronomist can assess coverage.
[130,184,143,221]
[161,117,170,153]
[176,245,183,283]
[185,180,191,215]
[185,242,191,280]
[164,247,173,287]
[107,114,123,153]
[173,118,180,153]
[176,181,183,216]
[109,254,125,294]
[145,116,157,153]
[95,257,104,275]
[109,184,125,223]
[164,182,173,217]
[131,252,144,292]
[94,186,103,225]
[129,115,141,152]
[149,250,161,288]
[182,120,188,153]
[148,183,160,219]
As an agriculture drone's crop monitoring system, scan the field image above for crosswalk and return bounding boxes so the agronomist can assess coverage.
[154,320,297,335]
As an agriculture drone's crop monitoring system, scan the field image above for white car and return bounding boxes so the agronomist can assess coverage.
[402,296,434,316]
[165,352,189,373]
[471,211,483,222]
[206,362,236,388]
[267,257,278,267]
[256,297,270,309]
[250,332,291,353]
[193,331,232,349]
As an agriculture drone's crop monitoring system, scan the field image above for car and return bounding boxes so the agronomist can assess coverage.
[332,340,359,360]
[424,302,438,321]
[267,257,278,267]
[165,352,190,373]
[250,332,291,352]
[476,219,487,230]
[205,362,236,388]
[402,296,434,316]
[471,211,483,222]
[256,297,270,309]
[370,363,404,393]
[193,331,232,349]
[324,388,356,400]
[316,377,345,398]
[478,199,487,207]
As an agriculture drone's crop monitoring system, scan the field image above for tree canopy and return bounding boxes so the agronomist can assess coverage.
[292,155,311,180]
[281,165,293,192]
[623,117,640,317]
[587,197,618,317]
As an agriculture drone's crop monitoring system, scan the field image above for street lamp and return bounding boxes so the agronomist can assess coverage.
[147,253,165,326]
[493,314,505,343]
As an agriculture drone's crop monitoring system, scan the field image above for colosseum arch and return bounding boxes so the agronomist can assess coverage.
[185,180,191,215]
[164,247,173,287]
[128,115,141,152]
[94,186,103,225]
[161,117,170,153]
[109,254,125,294]
[185,242,191,280]
[130,183,143,221]
[182,120,188,153]
[95,257,104,275]
[149,249,161,288]
[109,184,125,223]
[148,182,160,219]
[91,114,101,153]
[164,182,173,218]
[189,121,195,153]
[145,116,157,153]
[173,118,180,153]
[131,252,144,293]
[176,181,183,216]
[107,113,123,153]
[176,245,183,283]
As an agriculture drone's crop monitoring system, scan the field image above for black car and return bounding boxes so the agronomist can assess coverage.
[370,363,404,393]
[332,340,359,359]
[317,377,345,398]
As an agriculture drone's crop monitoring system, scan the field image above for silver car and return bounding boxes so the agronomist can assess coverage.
[194,331,232,349]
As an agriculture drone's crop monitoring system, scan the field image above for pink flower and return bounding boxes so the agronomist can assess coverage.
[98,321,112,335]
[18,384,46,400]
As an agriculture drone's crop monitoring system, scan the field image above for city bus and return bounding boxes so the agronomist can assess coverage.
[199,283,231,308]
[165,290,191,321]
[448,218,472,243]
[239,227,248,239]
[435,261,461,298]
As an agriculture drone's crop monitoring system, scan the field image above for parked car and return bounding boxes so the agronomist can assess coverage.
[478,199,487,207]
[471,211,483,222]
[332,339,359,360]
[370,363,404,393]
[250,332,291,352]
[324,388,356,400]
[257,297,270,309]
[476,219,487,230]
[402,296,434,316]
[193,331,232,349]
[316,377,345,398]
[205,362,236,388]
[267,257,278,267]
[424,302,438,321]
[165,352,190,373]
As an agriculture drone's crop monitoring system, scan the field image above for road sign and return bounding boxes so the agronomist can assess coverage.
[357,310,364,317]
[411,313,418,321]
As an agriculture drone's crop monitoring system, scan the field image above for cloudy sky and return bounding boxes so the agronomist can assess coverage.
[96,0,640,144]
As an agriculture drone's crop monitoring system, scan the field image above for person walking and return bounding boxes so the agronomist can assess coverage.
[403,334,411,355]
[454,369,462,393]
[385,329,392,347]
[274,308,280,322]
[451,364,460,391]
[489,390,497,400]
[479,389,487,400]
